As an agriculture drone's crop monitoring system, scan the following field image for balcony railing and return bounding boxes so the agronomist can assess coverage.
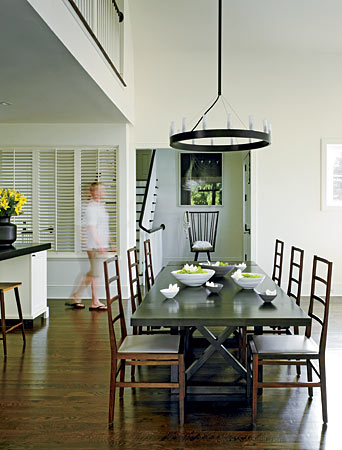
[67,0,125,86]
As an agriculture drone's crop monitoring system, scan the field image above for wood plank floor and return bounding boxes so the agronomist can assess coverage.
[0,297,341,449]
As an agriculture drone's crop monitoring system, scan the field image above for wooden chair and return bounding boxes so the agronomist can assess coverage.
[239,246,305,367]
[144,239,154,291]
[185,211,219,261]
[0,283,25,357]
[127,246,168,338]
[247,255,333,426]
[271,239,284,287]
[127,247,143,335]
[104,255,185,427]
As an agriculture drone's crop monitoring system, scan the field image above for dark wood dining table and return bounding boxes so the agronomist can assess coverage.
[131,261,311,395]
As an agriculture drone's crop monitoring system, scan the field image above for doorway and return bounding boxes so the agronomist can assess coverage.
[242,152,251,261]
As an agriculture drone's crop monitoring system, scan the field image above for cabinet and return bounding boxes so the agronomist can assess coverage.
[0,250,48,320]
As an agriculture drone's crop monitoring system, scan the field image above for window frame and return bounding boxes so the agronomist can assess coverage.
[321,139,342,211]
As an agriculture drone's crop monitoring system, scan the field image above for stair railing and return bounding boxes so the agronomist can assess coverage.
[138,150,165,234]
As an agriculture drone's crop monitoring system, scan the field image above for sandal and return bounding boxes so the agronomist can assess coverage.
[65,302,85,309]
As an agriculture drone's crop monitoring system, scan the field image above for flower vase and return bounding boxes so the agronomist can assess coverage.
[0,216,17,247]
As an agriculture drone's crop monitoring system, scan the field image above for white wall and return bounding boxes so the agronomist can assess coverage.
[131,31,342,293]
[154,149,243,265]
[27,0,135,124]
[0,123,136,299]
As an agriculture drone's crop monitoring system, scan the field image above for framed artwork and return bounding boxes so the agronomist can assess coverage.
[321,139,342,210]
[179,153,222,206]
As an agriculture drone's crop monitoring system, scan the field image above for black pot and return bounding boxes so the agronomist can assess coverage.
[0,216,17,247]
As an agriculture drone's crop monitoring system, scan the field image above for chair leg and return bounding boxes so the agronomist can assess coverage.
[178,355,185,426]
[0,290,7,357]
[319,357,328,424]
[194,252,199,261]
[257,360,263,395]
[108,357,117,426]
[131,363,136,379]
[206,251,211,262]
[119,360,125,398]
[307,360,313,398]
[241,327,247,367]
[296,360,301,377]
[246,344,251,398]
[252,354,259,427]
[14,287,25,347]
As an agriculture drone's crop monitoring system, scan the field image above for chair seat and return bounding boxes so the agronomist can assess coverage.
[119,334,180,354]
[192,240,213,251]
[0,282,22,292]
[251,335,319,358]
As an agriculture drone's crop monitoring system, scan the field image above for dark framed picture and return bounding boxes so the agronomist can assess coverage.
[180,153,222,206]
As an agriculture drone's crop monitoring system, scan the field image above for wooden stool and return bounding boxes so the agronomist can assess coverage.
[0,283,25,357]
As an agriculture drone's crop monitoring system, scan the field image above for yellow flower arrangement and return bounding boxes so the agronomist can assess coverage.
[0,188,27,217]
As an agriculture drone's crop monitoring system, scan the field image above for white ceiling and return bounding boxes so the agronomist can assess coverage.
[0,0,126,123]
[129,0,342,54]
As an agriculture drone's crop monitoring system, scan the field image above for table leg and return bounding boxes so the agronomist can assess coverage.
[186,325,246,381]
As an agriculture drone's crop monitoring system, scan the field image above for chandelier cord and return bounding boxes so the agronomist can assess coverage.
[191,94,220,131]
[111,0,124,22]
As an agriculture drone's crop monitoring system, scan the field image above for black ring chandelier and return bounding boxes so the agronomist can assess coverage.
[169,0,271,153]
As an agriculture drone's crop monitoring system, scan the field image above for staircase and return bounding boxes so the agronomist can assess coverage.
[136,177,159,283]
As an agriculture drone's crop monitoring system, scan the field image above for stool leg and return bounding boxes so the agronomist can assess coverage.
[14,287,25,348]
[0,290,7,357]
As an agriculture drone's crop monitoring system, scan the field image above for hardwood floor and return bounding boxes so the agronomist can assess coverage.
[0,297,341,449]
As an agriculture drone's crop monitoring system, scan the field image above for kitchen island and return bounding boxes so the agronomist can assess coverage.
[0,243,51,325]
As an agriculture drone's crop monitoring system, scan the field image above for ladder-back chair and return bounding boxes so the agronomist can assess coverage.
[247,255,333,426]
[144,239,154,291]
[104,255,185,427]
[272,239,284,287]
[239,246,305,367]
[186,211,219,261]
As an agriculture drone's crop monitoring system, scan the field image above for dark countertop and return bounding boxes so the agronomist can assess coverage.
[0,243,51,261]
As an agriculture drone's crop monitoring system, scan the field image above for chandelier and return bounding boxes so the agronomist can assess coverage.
[169,0,271,152]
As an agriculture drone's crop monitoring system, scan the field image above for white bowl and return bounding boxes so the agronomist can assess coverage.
[160,288,179,299]
[200,262,236,277]
[231,273,265,290]
[171,269,215,287]
[205,282,223,294]
[254,289,277,303]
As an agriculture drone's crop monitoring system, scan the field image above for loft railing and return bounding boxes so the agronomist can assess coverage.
[139,150,165,234]
[67,0,126,86]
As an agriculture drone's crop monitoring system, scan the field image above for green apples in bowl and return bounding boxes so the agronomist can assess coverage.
[171,264,215,287]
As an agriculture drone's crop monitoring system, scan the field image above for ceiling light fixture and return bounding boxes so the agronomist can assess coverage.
[169,0,271,152]
[0,101,12,106]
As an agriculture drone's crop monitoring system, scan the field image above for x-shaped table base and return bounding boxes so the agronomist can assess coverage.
[185,325,247,381]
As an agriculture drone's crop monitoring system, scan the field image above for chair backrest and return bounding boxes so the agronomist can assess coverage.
[305,255,333,355]
[185,211,219,251]
[104,255,127,357]
[127,247,143,335]
[272,239,284,287]
[144,239,154,291]
[287,246,304,306]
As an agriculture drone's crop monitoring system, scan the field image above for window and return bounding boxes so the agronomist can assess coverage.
[321,140,342,210]
[0,147,118,253]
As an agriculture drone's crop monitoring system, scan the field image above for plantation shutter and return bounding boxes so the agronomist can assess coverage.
[0,150,33,244]
[38,150,75,252]
[99,149,117,247]
[80,148,117,250]
[56,150,75,251]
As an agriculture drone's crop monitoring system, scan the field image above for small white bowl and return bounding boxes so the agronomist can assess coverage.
[235,263,247,271]
[231,273,265,290]
[171,269,215,287]
[160,288,179,299]
[205,282,223,294]
[254,289,277,303]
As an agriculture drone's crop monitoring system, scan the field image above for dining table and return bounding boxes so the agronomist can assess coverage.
[131,261,311,396]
